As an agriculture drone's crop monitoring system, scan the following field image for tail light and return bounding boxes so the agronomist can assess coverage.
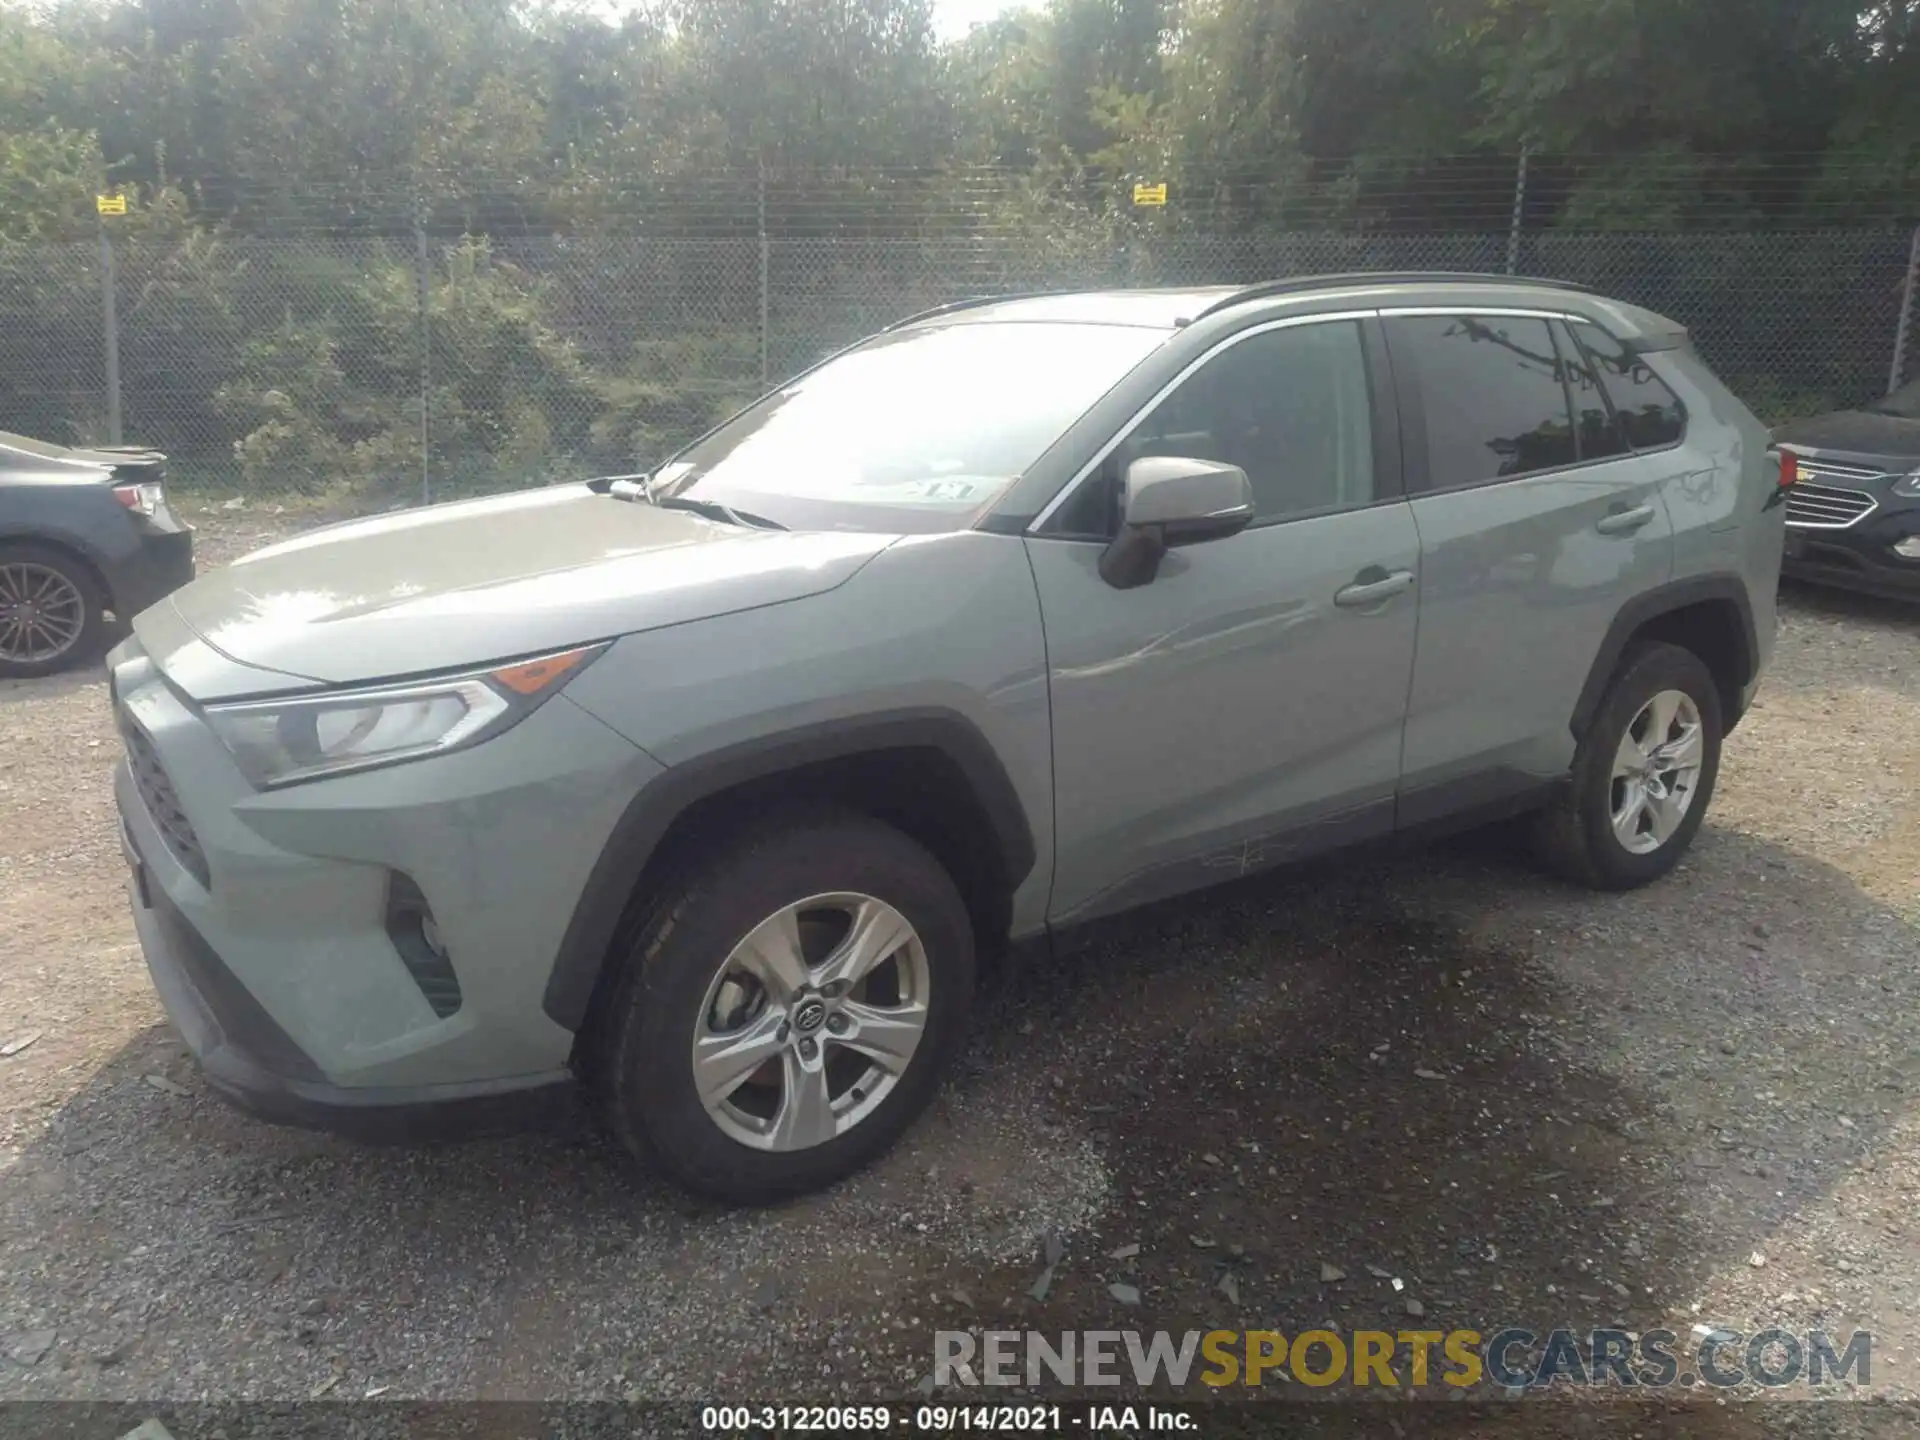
[1775,449,1799,489]
[114,481,166,515]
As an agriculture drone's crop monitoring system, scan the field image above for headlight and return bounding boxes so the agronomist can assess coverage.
[204,642,606,788]
[1894,471,1920,498]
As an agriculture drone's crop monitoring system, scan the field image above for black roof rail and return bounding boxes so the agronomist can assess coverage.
[1188,270,1600,322]
[884,292,1058,331]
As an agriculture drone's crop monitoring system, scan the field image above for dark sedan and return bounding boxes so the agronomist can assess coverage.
[1774,377,1920,602]
[0,431,194,677]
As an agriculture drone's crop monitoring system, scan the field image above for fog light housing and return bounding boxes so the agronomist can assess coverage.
[1895,536,1920,561]
[385,873,462,1018]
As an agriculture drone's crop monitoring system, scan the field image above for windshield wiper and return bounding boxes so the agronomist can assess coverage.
[601,476,784,530]
[655,495,787,530]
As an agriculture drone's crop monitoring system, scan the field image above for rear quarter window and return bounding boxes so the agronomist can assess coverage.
[1571,321,1687,450]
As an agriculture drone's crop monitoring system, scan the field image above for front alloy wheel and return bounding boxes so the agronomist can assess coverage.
[593,812,975,1204]
[694,893,932,1152]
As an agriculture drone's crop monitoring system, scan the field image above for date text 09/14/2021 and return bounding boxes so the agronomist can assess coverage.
[700,1405,1191,1432]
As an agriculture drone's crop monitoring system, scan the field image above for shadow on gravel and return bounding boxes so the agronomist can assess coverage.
[5,821,1913,1407]
[894,820,1919,1405]
[920,852,1678,1390]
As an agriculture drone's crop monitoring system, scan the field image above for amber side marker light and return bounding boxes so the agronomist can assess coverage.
[492,646,596,696]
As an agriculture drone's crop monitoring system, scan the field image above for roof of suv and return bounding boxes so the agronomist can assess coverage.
[891,271,1683,349]
[894,288,1241,330]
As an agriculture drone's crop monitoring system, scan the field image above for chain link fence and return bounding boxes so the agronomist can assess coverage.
[1,223,1915,509]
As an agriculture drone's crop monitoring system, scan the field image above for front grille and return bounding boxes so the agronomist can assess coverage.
[1786,478,1879,530]
[120,711,210,889]
[1795,457,1887,483]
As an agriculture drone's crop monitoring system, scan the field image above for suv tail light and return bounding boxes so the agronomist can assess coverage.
[1775,449,1799,489]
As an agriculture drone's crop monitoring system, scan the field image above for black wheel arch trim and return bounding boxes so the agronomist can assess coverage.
[1570,573,1758,740]
[541,707,1038,1032]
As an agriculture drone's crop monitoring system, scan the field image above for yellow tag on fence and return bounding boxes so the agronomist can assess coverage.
[1132,182,1168,207]
[95,193,129,216]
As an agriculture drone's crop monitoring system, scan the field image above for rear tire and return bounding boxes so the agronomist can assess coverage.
[1530,640,1723,891]
[591,811,976,1205]
[0,542,105,679]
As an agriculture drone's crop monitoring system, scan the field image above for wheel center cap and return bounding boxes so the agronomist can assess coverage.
[792,998,828,1035]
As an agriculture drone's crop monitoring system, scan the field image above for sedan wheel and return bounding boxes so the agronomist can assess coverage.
[0,545,104,679]
[0,561,87,666]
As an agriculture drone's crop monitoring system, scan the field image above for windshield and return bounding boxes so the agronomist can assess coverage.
[654,321,1170,532]
[1867,376,1920,419]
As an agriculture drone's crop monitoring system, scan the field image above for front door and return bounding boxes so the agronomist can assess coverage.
[1025,315,1421,928]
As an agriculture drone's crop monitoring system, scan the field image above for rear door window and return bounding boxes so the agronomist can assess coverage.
[1551,321,1632,462]
[1569,321,1687,450]
[1389,315,1578,491]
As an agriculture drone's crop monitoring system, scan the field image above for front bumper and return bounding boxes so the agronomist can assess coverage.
[121,798,580,1141]
[108,632,663,1134]
[1783,504,1920,601]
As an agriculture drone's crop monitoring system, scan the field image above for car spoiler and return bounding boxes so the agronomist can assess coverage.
[0,436,168,486]
[1622,328,1688,356]
[1579,296,1689,355]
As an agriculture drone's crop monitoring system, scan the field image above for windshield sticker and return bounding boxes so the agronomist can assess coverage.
[916,478,984,501]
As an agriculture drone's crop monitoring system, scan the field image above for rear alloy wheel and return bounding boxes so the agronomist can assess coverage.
[1607,689,1706,855]
[593,813,975,1204]
[1531,640,1723,891]
[0,544,104,679]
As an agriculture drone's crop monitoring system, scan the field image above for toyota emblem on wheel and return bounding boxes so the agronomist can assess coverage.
[791,998,827,1034]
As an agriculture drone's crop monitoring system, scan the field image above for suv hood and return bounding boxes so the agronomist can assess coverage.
[152,484,895,687]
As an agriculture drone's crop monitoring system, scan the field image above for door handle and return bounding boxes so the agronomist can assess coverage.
[1334,568,1415,608]
[1595,503,1656,536]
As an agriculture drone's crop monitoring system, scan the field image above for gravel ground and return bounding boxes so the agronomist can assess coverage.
[1,505,1917,1427]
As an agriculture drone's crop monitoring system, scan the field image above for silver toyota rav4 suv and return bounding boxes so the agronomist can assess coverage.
[110,273,1786,1203]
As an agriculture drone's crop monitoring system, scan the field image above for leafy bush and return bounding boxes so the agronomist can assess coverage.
[205,237,601,498]
[591,327,763,469]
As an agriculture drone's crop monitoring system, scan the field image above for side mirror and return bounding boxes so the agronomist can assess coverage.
[1098,455,1255,589]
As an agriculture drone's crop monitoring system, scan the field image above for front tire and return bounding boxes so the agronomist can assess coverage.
[591,812,976,1204]
[1531,640,1723,891]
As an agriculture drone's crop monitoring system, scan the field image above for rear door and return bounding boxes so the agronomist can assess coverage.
[1386,309,1676,822]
